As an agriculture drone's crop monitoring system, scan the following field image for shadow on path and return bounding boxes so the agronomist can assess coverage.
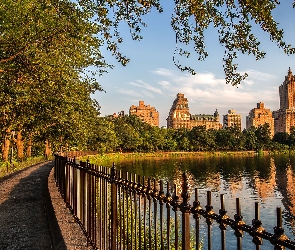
[0,162,66,250]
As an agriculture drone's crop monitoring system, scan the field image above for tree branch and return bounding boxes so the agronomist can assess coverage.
[0,46,28,63]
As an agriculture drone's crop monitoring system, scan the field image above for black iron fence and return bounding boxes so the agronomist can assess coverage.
[59,150,98,158]
[54,154,295,250]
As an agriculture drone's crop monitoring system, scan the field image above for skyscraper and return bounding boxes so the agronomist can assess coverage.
[273,68,295,134]
[166,93,191,129]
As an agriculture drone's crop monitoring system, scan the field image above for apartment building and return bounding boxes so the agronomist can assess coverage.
[129,101,159,126]
[167,93,221,129]
[246,102,274,137]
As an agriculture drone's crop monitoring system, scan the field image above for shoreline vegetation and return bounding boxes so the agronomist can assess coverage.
[1,149,294,178]
[80,150,295,166]
[0,156,54,179]
[2,116,295,172]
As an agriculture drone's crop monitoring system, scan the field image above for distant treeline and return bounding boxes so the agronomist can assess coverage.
[88,115,295,154]
[2,114,295,163]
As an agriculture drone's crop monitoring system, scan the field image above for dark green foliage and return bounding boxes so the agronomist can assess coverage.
[0,0,106,160]
[273,132,290,145]
[89,115,294,153]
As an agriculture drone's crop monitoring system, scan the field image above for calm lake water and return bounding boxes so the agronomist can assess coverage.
[111,153,295,249]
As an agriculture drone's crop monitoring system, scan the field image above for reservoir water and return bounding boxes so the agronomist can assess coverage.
[113,153,295,249]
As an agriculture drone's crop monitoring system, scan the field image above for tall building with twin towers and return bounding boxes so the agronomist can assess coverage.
[273,67,295,134]
[245,68,295,136]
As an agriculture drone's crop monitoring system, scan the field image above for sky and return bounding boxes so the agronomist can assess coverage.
[93,1,295,129]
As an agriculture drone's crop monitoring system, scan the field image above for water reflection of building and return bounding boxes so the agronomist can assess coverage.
[253,158,276,201]
[205,173,221,192]
[228,176,243,196]
[275,162,295,233]
[286,166,295,231]
[221,158,278,200]
[286,166,295,215]
[172,169,196,200]
[272,158,295,236]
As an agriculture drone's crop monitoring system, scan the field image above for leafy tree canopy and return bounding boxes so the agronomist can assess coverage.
[0,0,107,159]
[79,0,295,86]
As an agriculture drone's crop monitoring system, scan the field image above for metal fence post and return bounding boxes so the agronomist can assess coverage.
[234,198,245,250]
[273,207,289,250]
[111,163,118,250]
[181,172,191,250]
[206,191,214,250]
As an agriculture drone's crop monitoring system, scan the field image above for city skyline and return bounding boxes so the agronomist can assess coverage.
[97,68,294,129]
[93,2,295,129]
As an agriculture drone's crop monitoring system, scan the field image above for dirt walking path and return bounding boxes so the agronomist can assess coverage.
[0,161,92,250]
[0,162,53,249]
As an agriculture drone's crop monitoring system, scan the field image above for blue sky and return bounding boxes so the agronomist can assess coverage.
[93,1,295,129]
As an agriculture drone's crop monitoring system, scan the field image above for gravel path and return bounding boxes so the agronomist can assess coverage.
[0,162,53,249]
[0,161,93,250]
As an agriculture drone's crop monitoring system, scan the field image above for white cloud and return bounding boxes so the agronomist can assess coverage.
[129,80,163,94]
[152,68,175,77]
[117,88,142,97]
[244,69,276,81]
[141,90,155,98]
[152,68,278,105]
[153,68,280,123]
[241,79,254,86]
[176,72,225,87]
[157,80,170,89]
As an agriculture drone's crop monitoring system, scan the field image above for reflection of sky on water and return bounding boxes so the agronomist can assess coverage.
[117,154,295,246]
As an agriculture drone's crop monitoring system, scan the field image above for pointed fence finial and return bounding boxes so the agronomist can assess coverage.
[110,162,117,183]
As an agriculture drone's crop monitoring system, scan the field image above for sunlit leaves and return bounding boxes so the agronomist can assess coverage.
[0,0,107,158]
[169,0,295,86]
[77,0,162,67]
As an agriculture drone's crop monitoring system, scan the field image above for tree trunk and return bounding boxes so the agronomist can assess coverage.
[16,130,24,161]
[44,140,51,159]
[2,129,11,162]
[59,136,63,155]
[1,141,4,158]
[26,134,32,158]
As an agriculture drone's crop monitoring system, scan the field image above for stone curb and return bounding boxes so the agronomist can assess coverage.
[47,166,93,250]
[45,167,67,250]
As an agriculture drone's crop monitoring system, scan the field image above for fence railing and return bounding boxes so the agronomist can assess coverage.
[54,154,295,250]
[59,150,98,158]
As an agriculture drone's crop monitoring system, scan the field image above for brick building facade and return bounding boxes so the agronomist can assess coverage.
[166,93,221,129]
[166,93,191,129]
[246,102,274,137]
[129,101,159,127]
[223,110,242,131]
